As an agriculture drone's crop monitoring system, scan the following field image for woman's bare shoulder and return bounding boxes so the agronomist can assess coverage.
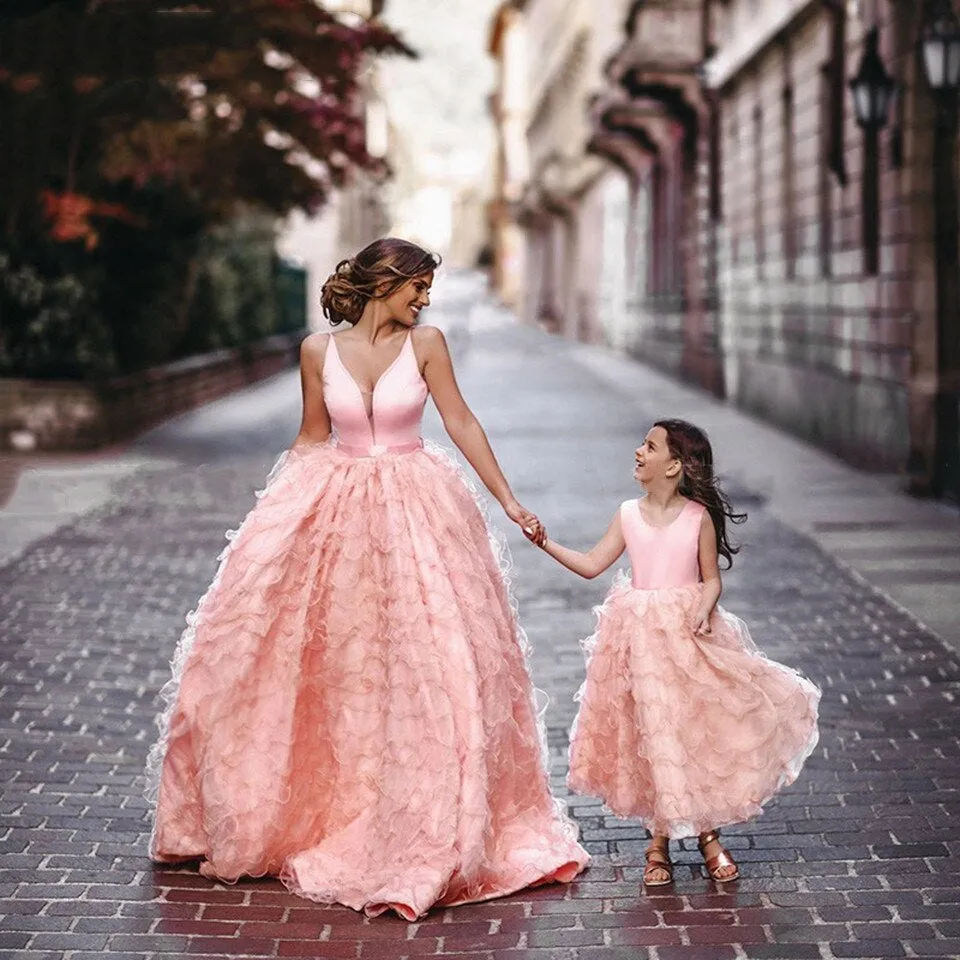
[411,325,447,352]
[300,331,331,359]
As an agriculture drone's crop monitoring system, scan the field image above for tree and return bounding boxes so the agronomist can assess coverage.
[0,0,414,241]
[0,0,413,377]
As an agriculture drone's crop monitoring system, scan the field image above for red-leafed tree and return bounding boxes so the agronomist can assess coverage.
[0,0,413,378]
[1,0,413,241]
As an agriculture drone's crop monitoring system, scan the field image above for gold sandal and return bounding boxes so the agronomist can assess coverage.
[698,830,740,882]
[642,841,673,887]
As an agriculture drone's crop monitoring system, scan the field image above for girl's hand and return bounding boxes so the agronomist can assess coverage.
[504,500,546,545]
[694,610,713,637]
[526,520,547,546]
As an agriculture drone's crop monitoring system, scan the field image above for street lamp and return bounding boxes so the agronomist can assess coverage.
[850,27,896,130]
[917,0,960,498]
[921,0,960,93]
[849,27,895,276]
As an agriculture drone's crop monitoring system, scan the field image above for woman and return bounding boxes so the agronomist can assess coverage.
[146,238,589,920]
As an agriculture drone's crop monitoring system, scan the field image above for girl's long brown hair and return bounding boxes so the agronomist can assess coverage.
[654,419,747,569]
[320,237,441,326]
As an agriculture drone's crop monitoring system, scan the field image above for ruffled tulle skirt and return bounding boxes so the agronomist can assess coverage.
[146,440,588,920]
[568,576,820,839]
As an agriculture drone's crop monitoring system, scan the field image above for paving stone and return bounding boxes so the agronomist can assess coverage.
[658,950,740,960]
[277,942,358,958]
[734,947,822,959]
[904,942,960,957]
[830,942,907,959]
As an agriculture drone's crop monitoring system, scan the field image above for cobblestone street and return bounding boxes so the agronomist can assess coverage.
[2,282,960,960]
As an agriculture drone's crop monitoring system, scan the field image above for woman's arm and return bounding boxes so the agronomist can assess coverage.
[694,510,723,635]
[292,334,332,448]
[539,511,626,579]
[417,326,539,531]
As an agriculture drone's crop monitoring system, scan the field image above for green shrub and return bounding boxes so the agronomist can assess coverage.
[0,253,117,380]
[0,211,304,381]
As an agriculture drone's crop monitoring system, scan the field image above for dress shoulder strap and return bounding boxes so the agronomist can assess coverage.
[321,332,337,375]
[619,499,640,533]
[401,329,415,366]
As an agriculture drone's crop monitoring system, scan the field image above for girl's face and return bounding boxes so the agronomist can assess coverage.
[634,426,681,485]
[383,272,433,326]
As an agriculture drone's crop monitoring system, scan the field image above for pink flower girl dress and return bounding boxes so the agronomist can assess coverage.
[146,332,588,920]
[568,497,820,839]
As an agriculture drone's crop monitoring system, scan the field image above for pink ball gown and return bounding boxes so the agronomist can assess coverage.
[568,498,820,839]
[146,332,588,920]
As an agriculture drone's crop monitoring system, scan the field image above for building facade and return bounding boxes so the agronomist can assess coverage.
[488,0,635,338]
[378,0,504,267]
[495,0,960,498]
[708,0,958,495]
[488,3,529,309]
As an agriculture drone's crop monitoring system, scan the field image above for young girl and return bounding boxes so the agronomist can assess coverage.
[536,419,820,885]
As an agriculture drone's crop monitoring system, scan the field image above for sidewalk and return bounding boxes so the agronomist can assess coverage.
[0,451,156,568]
[564,338,960,654]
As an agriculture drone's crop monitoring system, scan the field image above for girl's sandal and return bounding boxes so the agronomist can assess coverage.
[697,830,740,883]
[642,843,673,887]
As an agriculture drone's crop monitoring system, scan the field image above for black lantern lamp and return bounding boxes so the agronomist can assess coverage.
[921,0,960,92]
[850,27,897,129]
[917,2,960,498]
[849,27,895,275]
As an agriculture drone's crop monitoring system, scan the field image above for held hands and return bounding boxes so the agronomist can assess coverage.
[524,520,547,548]
[504,499,547,547]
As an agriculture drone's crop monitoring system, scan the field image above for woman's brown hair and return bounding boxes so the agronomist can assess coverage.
[320,238,441,326]
[654,419,747,569]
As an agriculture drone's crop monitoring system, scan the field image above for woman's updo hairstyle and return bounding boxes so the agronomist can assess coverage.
[320,237,441,326]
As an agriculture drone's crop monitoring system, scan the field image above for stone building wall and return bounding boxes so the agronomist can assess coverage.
[711,2,917,469]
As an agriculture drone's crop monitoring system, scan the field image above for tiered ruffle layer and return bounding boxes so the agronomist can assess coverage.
[146,441,588,920]
[568,575,820,838]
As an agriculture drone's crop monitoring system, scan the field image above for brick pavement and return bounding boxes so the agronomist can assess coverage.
[2,308,959,960]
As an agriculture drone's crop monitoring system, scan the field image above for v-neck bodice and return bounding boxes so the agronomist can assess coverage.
[323,333,428,452]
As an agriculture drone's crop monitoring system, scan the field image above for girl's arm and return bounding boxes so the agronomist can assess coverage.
[417,326,541,535]
[539,511,626,579]
[292,334,332,448]
[694,510,723,635]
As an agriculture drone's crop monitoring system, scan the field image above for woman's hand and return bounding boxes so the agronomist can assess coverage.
[524,519,547,547]
[693,609,713,637]
[504,499,546,546]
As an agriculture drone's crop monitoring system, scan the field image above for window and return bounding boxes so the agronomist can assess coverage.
[729,114,741,262]
[819,63,833,277]
[710,97,722,224]
[782,84,796,279]
[753,104,765,272]
[650,161,664,296]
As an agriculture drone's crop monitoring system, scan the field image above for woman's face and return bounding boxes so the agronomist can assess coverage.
[383,272,433,326]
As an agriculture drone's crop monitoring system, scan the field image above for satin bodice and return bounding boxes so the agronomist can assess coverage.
[323,333,427,453]
[621,498,704,589]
